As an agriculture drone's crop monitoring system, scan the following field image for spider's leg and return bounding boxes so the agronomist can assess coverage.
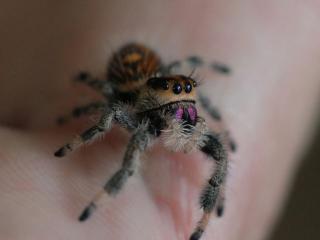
[75,71,112,96]
[198,93,222,121]
[198,93,237,152]
[78,124,153,221]
[215,183,226,217]
[57,101,106,125]
[163,56,204,75]
[186,56,205,68]
[54,108,114,157]
[190,131,228,240]
[164,56,231,75]
[210,61,231,75]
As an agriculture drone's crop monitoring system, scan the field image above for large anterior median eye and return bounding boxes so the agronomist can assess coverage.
[172,83,182,94]
[185,82,192,93]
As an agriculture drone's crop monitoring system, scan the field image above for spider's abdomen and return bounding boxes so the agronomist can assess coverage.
[107,43,162,92]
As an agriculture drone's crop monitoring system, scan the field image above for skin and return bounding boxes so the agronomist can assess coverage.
[0,1,320,240]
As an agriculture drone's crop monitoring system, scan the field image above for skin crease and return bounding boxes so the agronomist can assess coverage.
[0,0,320,240]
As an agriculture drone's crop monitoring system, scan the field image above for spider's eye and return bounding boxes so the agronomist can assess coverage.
[147,77,169,90]
[192,80,197,87]
[172,83,182,94]
[162,81,169,90]
[185,82,192,93]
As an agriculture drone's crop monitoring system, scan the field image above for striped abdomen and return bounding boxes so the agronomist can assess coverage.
[107,43,162,92]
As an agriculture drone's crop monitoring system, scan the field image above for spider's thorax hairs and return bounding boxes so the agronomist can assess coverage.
[54,43,236,240]
[161,116,209,153]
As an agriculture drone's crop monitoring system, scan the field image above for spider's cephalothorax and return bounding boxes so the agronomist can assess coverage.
[55,43,236,240]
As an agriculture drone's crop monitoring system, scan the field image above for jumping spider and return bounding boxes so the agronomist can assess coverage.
[54,43,236,240]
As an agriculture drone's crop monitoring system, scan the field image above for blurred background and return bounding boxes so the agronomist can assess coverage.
[270,120,320,240]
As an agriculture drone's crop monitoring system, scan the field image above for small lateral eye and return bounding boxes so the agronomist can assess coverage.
[172,83,182,94]
[185,82,192,93]
[192,80,197,87]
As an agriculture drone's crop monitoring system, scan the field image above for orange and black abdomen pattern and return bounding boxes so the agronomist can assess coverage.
[107,43,162,91]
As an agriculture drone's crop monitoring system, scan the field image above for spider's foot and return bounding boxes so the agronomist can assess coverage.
[75,72,89,82]
[56,117,67,125]
[211,62,231,74]
[189,228,203,240]
[216,205,224,217]
[79,203,97,222]
[229,138,237,152]
[54,146,68,157]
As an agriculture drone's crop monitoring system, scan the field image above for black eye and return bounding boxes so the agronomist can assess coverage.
[172,83,182,94]
[185,82,192,93]
[147,77,169,90]
[162,80,169,90]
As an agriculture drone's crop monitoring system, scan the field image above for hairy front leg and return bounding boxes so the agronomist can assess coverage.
[78,124,153,221]
[54,108,114,157]
[190,132,228,240]
[56,101,106,125]
[54,101,140,157]
[75,71,112,96]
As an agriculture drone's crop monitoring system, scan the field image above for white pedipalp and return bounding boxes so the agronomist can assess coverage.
[161,117,209,153]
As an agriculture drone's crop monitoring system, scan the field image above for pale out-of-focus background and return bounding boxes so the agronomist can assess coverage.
[270,120,320,240]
